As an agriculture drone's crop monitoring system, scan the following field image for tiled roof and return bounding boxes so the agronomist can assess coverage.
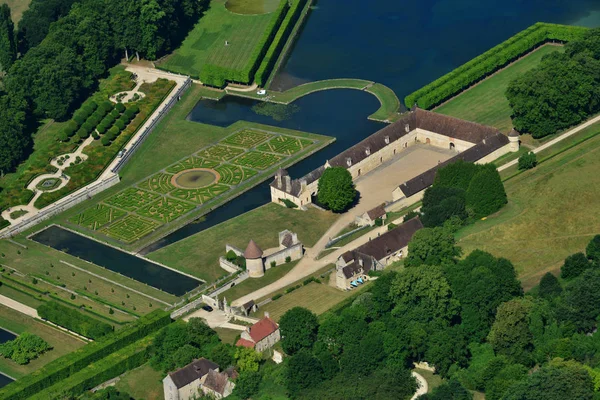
[244,240,263,259]
[341,253,375,279]
[353,217,423,262]
[248,316,279,343]
[242,300,255,310]
[168,358,218,389]
[281,233,294,248]
[203,369,229,395]
[366,204,386,220]
[414,108,499,143]
[236,338,255,348]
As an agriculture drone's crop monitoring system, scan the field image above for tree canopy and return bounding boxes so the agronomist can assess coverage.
[279,307,319,355]
[316,167,356,212]
[0,4,16,73]
[405,226,461,268]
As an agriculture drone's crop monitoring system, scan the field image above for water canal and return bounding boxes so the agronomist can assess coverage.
[31,226,200,296]
[0,328,16,388]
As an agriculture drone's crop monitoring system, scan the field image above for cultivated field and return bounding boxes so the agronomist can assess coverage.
[458,123,600,290]
[157,0,276,77]
[435,45,563,133]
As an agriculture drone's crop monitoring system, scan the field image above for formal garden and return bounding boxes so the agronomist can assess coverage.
[101,215,161,244]
[257,135,313,154]
[70,204,126,231]
[198,144,245,161]
[232,150,283,170]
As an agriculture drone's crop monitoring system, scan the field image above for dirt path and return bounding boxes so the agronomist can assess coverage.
[411,371,428,399]
[0,294,38,318]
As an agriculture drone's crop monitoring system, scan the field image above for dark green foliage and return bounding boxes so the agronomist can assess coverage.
[225,250,237,262]
[317,167,356,212]
[559,269,600,333]
[16,0,78,53]
[0,4,16,72]
[77,128,89,140]
[487,298,534,365]
[285,349,323,394]
[114,119,126,130]
[280,198,298,208]
[561,252,591,279]
[466,166,507,218]
[518,152,537,170]
[101,136,111,146]
[421,186,467,227]
[0,333,52,365]
[586,235,600,265]
[37,301,113,339]
[403,210,420,222]
[81,387,132,400]
[538,272,562,299]
[58,131,69,142]
[434,160,479,191]
[405,226,461,268]
[404,23,588,109]
[418,379,472,400]
[0,95,29,174]
[232,370,262,400]
[208,343,234,369]
[279,307,319,355]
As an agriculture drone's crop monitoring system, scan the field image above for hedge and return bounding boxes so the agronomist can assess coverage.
[0,310,170,400]
[38,301,113,339]
[200,0,289,86]
[255,0,307,87]
[29,335,153,399]
[404,22,589,109]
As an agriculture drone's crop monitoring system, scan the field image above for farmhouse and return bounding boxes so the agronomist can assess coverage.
[270,107,519,208]
[163,358,236,400]
[335,217,424,290]
[236,313,281,352]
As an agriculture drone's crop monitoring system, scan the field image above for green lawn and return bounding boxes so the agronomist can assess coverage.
[226,0,280,14]
[458,126,600,290]
[115,363,164,400]
[414,368,444,393]
[0,305,85,379]
[435,45,564,133]
[220,261,297,301]
[157,0,277,78]
[148,203,339,283]
[1,0,30,23]
[213,327,241,345]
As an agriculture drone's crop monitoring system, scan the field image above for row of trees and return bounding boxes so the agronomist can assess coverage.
[0,0,208,175]
[507,28,600,138]
[37,301,113,340]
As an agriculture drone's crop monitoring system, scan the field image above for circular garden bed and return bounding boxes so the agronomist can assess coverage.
[171,168,220,189]
[36,178,62,191]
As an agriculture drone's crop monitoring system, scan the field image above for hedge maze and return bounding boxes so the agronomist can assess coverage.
[166,156,219,174]
[257,135,313,155]
[137,197,195,223]
[138,173,176,194]
[71,205,126,230]
[171,183,230,204]
[233,151,283,170]
[222,129,273,148]
[104,188,160,212]
[199,144,245,161]
[101,215,160,243]
[215,164,257,185]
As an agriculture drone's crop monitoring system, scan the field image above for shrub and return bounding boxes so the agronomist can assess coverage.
[272,294,283,301]
[403,210,420,222]
[375,217,383,226]
[72,113,86,126]
[87,101,98,111]
[99,101,113,113]
[285,256,291,263]
[64,121,78,136]
[81,122,93,134]
[114,119,126,130]
[270,261,276,268]
[128,104,140,114]
[101,136,111,146]
[110,109,120,118]
[58,131,69,142]
[388,223,397,231]
[0,333,52,365]
[561,252,591,280]
[115,103,125,113]
[107,126,120,137]
[91,132,100,140]
[235,256,246,270]
[518,152,537,170]
[76,128,89,140]
[86,114,101,127]
[226,250,237,262]
[96,123,108,135]
[317,167,356,212]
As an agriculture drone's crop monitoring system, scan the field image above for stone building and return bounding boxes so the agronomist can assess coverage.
[335,217,424,290]
[355,204,387,227]
[270,107,518,208]
[244,240,265,278]
[163,358,237,400]
[236,313,281,352]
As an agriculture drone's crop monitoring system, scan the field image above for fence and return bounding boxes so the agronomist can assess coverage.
[325,225,370,248]
[111,77,192,173]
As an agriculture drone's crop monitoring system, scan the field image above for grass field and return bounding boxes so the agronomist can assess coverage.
[435,45,563,133]
[220,261,297,300]
[148,203,339,282]
[255,282,352,321]
[458,125,600,290]
[115,363,164,400]
[0,305,85,379]
[158,0,277,78]
[226,0,280,14]
[1,0,30,23]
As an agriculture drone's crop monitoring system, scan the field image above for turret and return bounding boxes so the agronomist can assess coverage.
[508,129,520,152]
[244,240,264,278]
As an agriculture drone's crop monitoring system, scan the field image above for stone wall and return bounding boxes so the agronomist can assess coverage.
[163,376,180,400]
[255,329,281,352]
[225,244,244,257]
[475,143,512,164]
[219,257,242,274]
[264,243,303,269]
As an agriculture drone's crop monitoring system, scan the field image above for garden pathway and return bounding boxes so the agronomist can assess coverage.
[411,372,428,399]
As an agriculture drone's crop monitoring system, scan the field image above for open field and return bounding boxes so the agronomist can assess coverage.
[254,282,353,321]
[435,45,563,133]
[0,305,85,379]
[115,363,164,400]
[220,261,297,300]
[213,327,240,345]
[458,126,600,290]
[148,203,339,282]
[226,0,280,14]
[157,0,277,78]
[1,0,30,23]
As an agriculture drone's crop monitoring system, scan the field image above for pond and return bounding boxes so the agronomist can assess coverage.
[31,226,201,296]
[0,373,14,388]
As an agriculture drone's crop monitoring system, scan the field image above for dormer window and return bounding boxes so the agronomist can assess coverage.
[346,157,352,167]
[365,147,371,156]
[384,136,390,144]
[405,124,410,133]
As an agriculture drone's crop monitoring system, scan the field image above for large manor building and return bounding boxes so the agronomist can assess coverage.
[270,107,519,208]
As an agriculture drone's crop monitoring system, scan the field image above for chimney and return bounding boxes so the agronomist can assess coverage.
[358,257,363,267]
[284,176,292,193]
[384,136,390,144]
[405,124,410,133]
[300,179,307,192]
[346,157,352,167]
[276,174,282,189]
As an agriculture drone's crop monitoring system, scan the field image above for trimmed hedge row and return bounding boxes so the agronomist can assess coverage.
[404,22,589,109]
[30,335,153,399]
[38,301,114,339]
[200,0,289,87]
[255,0,307,87]
[0,310,170,400]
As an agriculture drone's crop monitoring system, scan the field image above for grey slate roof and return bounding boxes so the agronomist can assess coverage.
[203,369,229,395]
[169,358,218,389]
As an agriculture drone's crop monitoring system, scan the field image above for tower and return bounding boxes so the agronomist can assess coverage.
[508,129,520,152]
[244,239,264,278]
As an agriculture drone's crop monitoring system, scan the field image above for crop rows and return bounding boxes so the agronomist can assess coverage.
[170,184,230,204]
[104,188,160,212]
[232,151,284,170]
[215,164,258,185]
[257,135,313,155]
[137,197,195,223]
[138,173,176,194]
[166,156,219,174]
[101,215,160,243]
[222,129,273,148]
[198,144,245,161]
[71,205,126,231]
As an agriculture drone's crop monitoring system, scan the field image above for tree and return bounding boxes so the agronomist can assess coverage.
[561,252,591,279]
[0,4,15,72]
[421,186,468,227]
[465,165,507,219]
[434,159,479,191]
[279,307,319,355]
[586,234,600,265]
[317,167,356,212]
[560,269,600,332]
[0,95,29,174]
[234,346,261,372]
[418,379,472,400]
[425,325,469,377]
[487,298,533,365]
[285,349,323,394]
[17,0,78,53]
[518,152,537,170]
[232,370,262,400]
[208,343,234,369]
[404,226,461,267]
[0,333,52,365]
[538,272,562,299]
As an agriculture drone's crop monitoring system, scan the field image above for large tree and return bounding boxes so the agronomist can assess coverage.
[0,95,29,174]
[279,307,319,355]
[421,186,468,227]
[285,349,323,394]
[561,252,591,280]
[317,167,356,212]
[404,226,461,268]
[0,4,16,73]
[465,165,507,218]
[487,298,533,365]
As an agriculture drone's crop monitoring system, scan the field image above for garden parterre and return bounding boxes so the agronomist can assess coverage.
[257,135,313,154]
[101,215,161,244]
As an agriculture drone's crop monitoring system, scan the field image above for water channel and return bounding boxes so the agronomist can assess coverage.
[31,226,200,296]
[0,328,16,387]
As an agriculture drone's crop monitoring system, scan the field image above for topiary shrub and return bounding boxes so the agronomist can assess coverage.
[270,261,276,268]
[114,119,126,130]
[76,128,89,140]
[272,294,283,301]
[87,101,98,111]
[96,123,108,135]
[92,132,100,140]
[115,103,126,113]
[81,122,93,134]
[72,113,86,126]
[285,256,291,263]
[226,250,237,262]
[317,167,357,212]
[58,131,69,142]
[107,126,120,137]
[101,136,111,146]
[518,152,537,170]
[110,109,120,118]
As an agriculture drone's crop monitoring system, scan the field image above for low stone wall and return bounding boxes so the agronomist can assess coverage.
[170,296,205,319]
[325,225,369,248]
[225,244,244,257]
[264,243,303,269]
[219,257,242,273]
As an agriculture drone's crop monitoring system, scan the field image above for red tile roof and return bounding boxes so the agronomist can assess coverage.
[236,338,255,348]
[249,317,279,343]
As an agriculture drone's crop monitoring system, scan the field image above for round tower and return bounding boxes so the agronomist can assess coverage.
[508,129,520,152]
[244,239,264,278]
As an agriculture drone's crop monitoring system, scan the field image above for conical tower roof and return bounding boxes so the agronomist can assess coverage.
[244,240,263,259]
[508,128,520,137]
